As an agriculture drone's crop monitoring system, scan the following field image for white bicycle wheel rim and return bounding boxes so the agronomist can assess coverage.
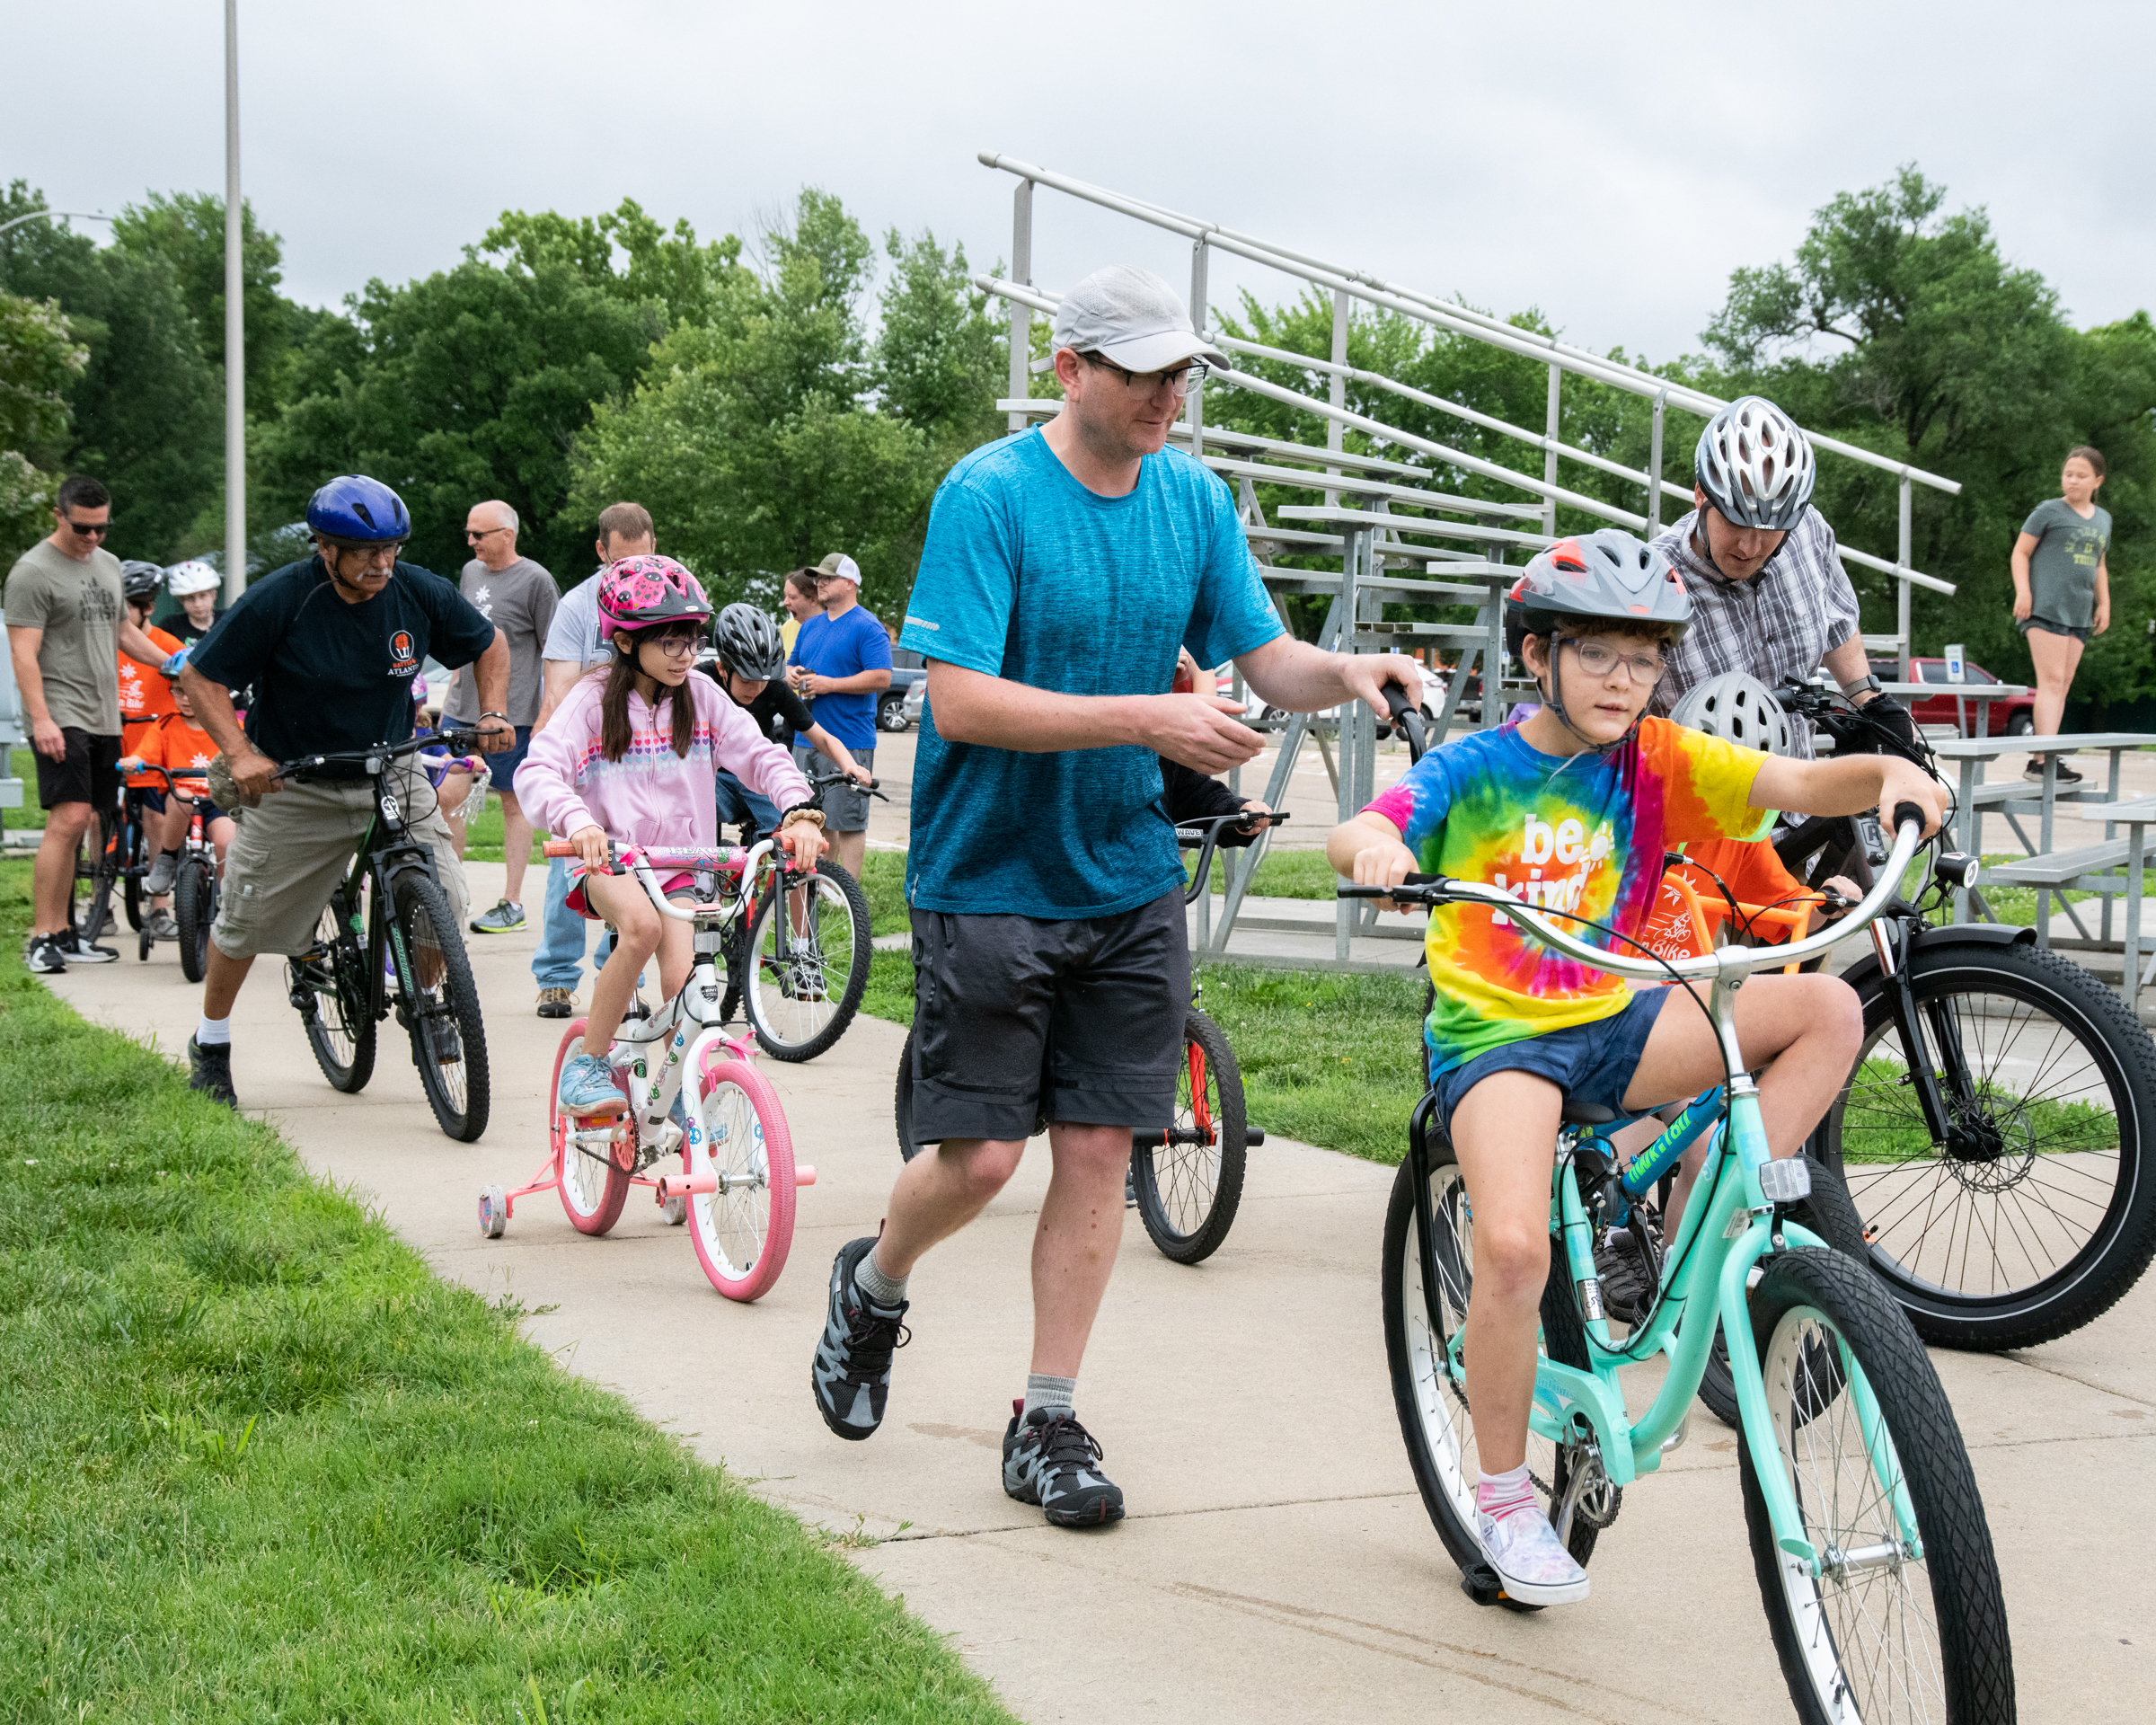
[689,1079,772,1283]
[1763,1304,1947,1724]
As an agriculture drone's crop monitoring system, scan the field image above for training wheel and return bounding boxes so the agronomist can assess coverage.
[478,1183,508,1239]
[661,1194,688,1226]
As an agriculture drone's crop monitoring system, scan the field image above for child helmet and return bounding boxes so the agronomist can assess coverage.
[1694,396,1815,532]
[1669,671,1793,756]
[597,554,711,642]
[712,601,786,679]
[164,559,222,597]
[1505,529,1691,655]
[120,561,165,603]
[158,646,192,681]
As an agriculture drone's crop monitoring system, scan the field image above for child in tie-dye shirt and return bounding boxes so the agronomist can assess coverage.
[1327,529,1944,1610]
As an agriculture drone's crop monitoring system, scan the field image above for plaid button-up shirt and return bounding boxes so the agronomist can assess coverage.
[1648,508,1861,759]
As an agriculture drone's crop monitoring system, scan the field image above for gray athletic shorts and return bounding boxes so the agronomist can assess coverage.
[210,762,467,960]
[906,886,1188,1144]
[793,745,876,832]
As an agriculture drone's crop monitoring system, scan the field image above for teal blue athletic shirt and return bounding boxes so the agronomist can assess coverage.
[899,429,1285,920]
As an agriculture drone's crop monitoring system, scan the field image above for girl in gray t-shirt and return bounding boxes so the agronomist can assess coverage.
[2011,446,2112,780]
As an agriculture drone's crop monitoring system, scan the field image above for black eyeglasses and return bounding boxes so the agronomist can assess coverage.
[1082,353,1207,398]
[62,518,110,537]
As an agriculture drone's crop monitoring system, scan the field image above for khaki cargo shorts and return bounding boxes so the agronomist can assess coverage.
[208,761,469,961]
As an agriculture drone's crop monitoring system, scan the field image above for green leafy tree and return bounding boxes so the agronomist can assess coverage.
[0,290,88,554]
[109,191,294,420]
[0,182,224,561]
[1702,165,2156,699]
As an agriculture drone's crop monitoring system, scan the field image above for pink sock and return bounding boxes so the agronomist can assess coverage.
[1476,1463,1537,1523]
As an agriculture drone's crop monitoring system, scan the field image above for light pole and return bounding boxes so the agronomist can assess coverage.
[224,0,245,606]
[0,209,110,240]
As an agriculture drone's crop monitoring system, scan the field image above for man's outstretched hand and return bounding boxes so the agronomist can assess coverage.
[1151,694,1263,775]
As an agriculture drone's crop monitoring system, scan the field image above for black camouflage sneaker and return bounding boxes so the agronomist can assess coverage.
[811,1236,909,1441]
[1003,1402,1126,1527]
[24,933,67,975]
[188,1036,238,1110]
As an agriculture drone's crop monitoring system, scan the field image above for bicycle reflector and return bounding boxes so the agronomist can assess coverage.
[1758,1158,1814,1206]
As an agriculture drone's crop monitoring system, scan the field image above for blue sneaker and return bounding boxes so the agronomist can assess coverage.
[811,1237,909,1441]
[558,1049,623,1115]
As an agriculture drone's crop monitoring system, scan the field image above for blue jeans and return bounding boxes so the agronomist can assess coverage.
[714,769,778,841]
[531,854,593,988]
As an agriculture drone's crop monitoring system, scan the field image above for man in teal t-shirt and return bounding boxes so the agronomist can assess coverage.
[808,263,1419,1528]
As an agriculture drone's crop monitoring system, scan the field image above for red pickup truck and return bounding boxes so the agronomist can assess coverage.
[1869,658,2035,738]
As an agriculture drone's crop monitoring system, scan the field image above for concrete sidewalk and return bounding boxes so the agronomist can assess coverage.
[50,862,2155,1724]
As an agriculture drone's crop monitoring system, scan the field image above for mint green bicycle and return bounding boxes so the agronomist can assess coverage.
[1347,806,2015,1724]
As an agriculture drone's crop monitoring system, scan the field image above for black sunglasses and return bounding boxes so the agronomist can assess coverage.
[62,518,111,536]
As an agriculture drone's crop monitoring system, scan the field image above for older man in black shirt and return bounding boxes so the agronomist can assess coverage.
[177,475,510,1107]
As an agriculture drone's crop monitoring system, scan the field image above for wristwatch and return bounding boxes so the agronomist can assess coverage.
[1838,673,1884,702]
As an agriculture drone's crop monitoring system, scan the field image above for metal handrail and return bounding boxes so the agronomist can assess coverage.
[976,152,1961,500]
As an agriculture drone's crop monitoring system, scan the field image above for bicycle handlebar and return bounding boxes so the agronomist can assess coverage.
[1339,807,1931,985]
[1379,682,1427,764]
[541,836,784,924]
[127,764,211,796]
[277,727,493,783]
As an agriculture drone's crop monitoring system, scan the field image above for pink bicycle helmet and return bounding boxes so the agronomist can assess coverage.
[597,554,711,642]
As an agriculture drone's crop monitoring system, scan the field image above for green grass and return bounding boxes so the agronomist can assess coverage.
[0,860,1012,1724]
[1974,853,2098,930]
[1186,847,1339,900]
[1835,1051,2119,1165]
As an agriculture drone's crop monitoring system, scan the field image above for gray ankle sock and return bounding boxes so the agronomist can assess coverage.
[1022,1373,1077,1420]
[854,1243,907,1308]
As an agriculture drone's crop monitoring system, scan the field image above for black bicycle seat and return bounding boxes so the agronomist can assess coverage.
[1560,1101,1617,1126]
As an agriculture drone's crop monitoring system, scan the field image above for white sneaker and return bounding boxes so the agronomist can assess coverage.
[1477,1507,1589,1606]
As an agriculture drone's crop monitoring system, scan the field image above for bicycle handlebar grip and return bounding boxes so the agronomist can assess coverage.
[1892,800,1928,836]
[542,839,576,857]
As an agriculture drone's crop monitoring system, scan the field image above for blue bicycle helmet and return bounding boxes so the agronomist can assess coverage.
[307,474,411,547]
[159,645,192,681]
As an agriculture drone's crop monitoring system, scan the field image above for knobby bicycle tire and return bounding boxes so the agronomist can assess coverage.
[122,809,145,933]
[390,870,490,1142]
[744,862,871,1061]
[1383,1133,1604,1593]
[1738,1249,2016,1725]
[1820,940,2156,1349]
[173,855,214,984]
[74,809,121,948]
[294,898,376,1093]
[1132,1007,1249,1265]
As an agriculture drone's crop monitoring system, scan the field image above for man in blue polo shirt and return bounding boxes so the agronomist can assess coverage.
[808,264,1419,1529]
[787,551,890,880]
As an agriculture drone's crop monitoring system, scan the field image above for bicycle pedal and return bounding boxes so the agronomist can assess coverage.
[1459,1561,1541,1614]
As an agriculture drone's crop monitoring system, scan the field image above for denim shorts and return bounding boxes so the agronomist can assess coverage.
[481,724,534,791]
[2019,616,2091,643]
[1431,987,1672,1134]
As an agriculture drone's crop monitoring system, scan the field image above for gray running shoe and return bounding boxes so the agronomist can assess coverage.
[811,1237,909,1441]
[145,851,179,894]
[143,907,179,940]
[471,898,526,933]
[63,930,119,964]
[1003,1402,1125,1527]
[188,1036,238,1109]
[535,986,578,1019]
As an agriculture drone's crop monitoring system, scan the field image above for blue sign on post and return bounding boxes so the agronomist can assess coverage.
[1944,643,1966,684]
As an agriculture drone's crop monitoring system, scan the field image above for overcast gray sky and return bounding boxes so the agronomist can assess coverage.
[7,0,2151,368]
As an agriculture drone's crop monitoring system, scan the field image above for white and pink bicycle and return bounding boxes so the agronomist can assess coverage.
[476,839,817,1302]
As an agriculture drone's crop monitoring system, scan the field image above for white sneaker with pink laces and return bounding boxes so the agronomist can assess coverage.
[1477,1506,1590,1606]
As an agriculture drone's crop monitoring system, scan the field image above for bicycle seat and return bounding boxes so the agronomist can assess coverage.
[1560,1101,1618,1126]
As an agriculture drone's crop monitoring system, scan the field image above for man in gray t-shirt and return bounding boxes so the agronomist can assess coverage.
[443,500,558,933]
[4,475,173,969]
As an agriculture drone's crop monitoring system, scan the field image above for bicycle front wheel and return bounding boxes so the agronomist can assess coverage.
[74,808,120,945]
[1382,1129,1605,1590]
[686,1055,797,1301]
[1739,1249,2015,1725]
[290,899,376,1093]
[390,871,490,1142]
[1820,940,2156,1349]
[174,855,214,984]
[743,862,870,1061]
[1132,1007,1248,1265]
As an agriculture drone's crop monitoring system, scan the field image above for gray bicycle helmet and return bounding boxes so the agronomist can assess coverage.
[712,601,787,681]
[1505,528,1692,654]
[1695,396,1816,532]
[1669,671,1793,756]
[119,560,165,604]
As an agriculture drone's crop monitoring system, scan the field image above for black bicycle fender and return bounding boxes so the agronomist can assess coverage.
[1837,921,2036,995]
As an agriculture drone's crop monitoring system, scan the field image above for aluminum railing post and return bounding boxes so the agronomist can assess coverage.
[1188,238,1209,459]
[1006,179,1033,436]
[1897,473,1913,683]
[1338,519,1365,960]
[1327,289,1348,505]
[1647,387,1667,534]
[1542,364,1560,538]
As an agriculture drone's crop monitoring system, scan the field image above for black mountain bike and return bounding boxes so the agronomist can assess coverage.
[279,730,492,1142]
[1775,681,2156,1349]
[71,784,148,948]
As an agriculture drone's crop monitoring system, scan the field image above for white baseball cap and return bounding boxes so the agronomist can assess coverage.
[1051,265,1229,374]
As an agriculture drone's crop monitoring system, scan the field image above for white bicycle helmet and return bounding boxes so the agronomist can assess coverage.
[164,559,222,597]
[1694,396,1816,532]
[1669,671,1793,756]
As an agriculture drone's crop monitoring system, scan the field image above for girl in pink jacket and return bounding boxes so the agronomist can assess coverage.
[515,556,820,1113]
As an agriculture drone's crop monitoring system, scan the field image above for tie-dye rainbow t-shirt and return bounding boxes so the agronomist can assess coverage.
[1363,716,1770,1078]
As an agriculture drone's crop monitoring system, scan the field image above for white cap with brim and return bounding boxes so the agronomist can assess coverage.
[1051,264,1230,374]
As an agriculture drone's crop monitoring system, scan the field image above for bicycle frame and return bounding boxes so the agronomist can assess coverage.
[1374,814,1933,1580]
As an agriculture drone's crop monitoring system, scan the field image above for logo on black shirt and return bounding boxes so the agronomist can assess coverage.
[389,630,418,677]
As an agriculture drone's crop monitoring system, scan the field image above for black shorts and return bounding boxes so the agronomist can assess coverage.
[907,887,1189,1143]
[35,728,119,812]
